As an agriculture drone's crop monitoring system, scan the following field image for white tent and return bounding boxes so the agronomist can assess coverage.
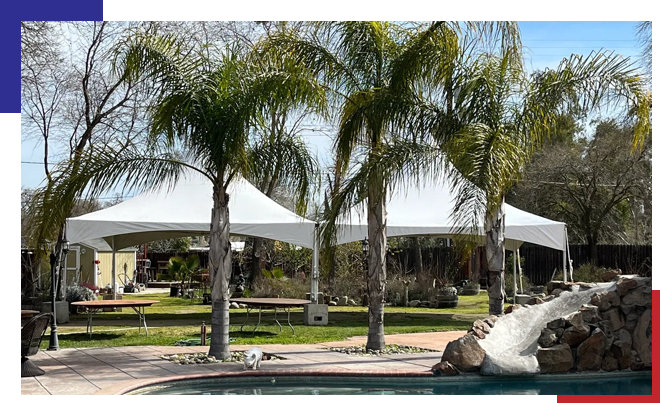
[67,171,317,250]
[66,170,321,298]
[334,184,566,251]
[331,175,569,289]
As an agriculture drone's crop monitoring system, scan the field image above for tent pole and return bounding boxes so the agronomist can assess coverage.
[512,242,517,301]
[518,248,523,292]
[112,236,117,299]
[562,227,567,282]
[565,227,573,282]
[311,224,320,304]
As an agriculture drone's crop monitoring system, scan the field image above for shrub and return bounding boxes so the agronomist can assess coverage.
[553,263,610,283]
[65,283,97,313]
[504,270,531,296]
[250,276,309,299]
[324,268,365,301]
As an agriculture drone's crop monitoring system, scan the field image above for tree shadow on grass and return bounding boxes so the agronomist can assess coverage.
[57,332,124,342]
[229,331,279,339]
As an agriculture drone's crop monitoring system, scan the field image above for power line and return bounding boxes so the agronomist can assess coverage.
[22,161,56,165]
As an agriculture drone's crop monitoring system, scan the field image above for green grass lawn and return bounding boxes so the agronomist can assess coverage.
[47,292,487,349]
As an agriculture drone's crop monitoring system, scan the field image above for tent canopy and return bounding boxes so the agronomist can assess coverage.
[66,170,317,250]
[333,178,566,251]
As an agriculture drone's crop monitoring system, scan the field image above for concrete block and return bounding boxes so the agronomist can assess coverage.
[103,294,123,312]
[41,301,69,324]
[303,303,328,326]
[514,294,531,305]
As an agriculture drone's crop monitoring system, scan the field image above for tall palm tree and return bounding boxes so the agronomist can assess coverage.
[271,21,521,350]
[244,37,322,282]
[441,49,651,314]
[36,33,326,359]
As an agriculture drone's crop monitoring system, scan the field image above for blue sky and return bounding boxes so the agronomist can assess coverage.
[20,21,646,191]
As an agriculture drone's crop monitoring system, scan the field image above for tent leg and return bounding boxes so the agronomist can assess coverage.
[310,225,320,304]
[518,249,523,292]
[565,227,573,282]
[562,229,567,282]
[512,244,517,301]
[112,237,117,300]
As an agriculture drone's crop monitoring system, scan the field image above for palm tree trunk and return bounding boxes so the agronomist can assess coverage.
[366,182,387,351]
[249,237,264,282]
[208,181,232,360]
[485,202,505,315]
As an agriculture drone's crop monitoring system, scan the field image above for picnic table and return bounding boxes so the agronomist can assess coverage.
[229,297,310,336]
[21,310,40,319]
[71,299,159,337]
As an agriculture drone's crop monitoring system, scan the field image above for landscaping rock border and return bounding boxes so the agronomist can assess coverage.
[327,344,438,356]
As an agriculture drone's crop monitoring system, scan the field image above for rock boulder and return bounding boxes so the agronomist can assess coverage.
[632,309,652,367]
[579,305,602,324]
[560,325,591,347]
[601,269,621,282]
[600,308,625,331]
[504,304,521,314]
[440,335,486,372]
[611,340,634,370]
[432,361,459,376]
[538,328,558,348]
[591,291,620,311]
[601,356,619,372]
[577,328,607,371]
[547,318,566,330]
[473,319,491,334]
[538,343,574,373]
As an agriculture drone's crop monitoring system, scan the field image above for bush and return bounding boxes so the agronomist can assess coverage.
[324,268,365,301]
[250,276,309,299]
[553,263,610,283]
[386,271,456,303]
[504,270,531,296]
[65,283,97,314]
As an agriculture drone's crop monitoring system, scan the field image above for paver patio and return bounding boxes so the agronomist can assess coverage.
[21,330,464,395]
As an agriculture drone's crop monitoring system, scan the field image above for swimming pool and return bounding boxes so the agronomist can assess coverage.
[129,372,651,395]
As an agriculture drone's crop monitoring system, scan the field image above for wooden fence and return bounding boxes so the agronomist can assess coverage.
[387,244,652,286]
[142,244,651,287]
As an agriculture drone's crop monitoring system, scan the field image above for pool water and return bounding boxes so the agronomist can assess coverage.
[132,372,651,395]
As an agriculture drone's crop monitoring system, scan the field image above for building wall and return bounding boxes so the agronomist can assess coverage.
[97,251,136,289]
[78,246,96,285]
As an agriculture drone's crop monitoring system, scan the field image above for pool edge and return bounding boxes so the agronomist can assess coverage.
[95,369,652,395]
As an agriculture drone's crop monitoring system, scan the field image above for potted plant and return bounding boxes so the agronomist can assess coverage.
[166,254,200,297]
[435,278,459,308]
[462,280,481,296]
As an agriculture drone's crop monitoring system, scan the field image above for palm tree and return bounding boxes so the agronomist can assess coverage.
[271,21,521,350]
[440,49,651,314]
[36,33,326,359]
[245,36,322,282]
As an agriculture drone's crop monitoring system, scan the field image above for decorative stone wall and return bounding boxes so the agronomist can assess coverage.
[536,276,651,373]
[433,276,652,376]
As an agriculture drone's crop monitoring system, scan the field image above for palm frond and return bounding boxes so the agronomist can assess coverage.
[28,145,202,248]
[321,139,446,253]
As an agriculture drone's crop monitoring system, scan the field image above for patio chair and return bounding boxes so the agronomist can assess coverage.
[21,313,52,377]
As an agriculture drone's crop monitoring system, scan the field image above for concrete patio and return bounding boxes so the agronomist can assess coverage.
[21,331,464,395]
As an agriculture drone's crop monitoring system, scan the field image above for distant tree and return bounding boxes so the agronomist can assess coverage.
[147,238,192,254]
[510,120,652,264]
